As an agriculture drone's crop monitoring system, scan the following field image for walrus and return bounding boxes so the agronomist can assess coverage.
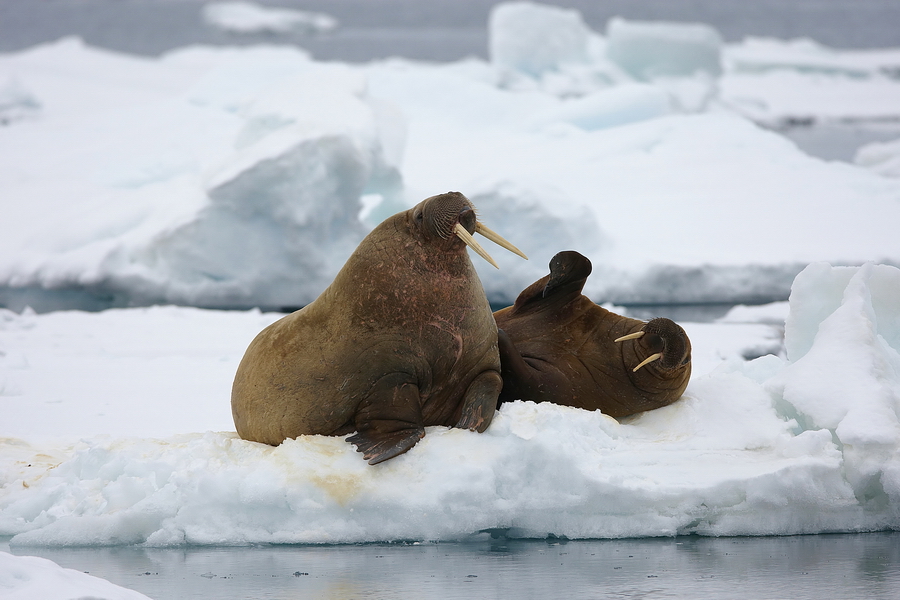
[232,191,527,465]
[493,251,691,417]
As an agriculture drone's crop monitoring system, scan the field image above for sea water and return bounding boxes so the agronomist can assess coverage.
[4,533,899,599]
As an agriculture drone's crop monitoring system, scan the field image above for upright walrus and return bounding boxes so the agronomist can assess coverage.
[493,251,691,418]
[232,191,527,465]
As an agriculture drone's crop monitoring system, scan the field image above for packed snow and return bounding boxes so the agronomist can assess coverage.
[1,2,899,311]
[0,550,151,600]
[1,261,898,549]
[2,2,900,597]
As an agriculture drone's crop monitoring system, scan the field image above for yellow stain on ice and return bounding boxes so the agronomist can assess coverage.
[309,472,364,506]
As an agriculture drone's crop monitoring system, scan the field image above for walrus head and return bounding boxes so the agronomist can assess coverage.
[615,318,692,373]
[411,192,528,268]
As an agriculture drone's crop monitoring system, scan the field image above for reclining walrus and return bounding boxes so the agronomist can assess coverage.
[231,191,527,465]
[493,251,691,417]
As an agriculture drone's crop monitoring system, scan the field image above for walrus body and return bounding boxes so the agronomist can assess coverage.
[232,192,525,464]
[493,251,691,417]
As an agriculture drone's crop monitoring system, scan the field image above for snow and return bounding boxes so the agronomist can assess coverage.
[0,550,151,600]
[1,262,898,551]
[2,3,900,311]
[489,2,591,77]
[2,2,900,596]
[855,136,900,177]
[606,17,723,80]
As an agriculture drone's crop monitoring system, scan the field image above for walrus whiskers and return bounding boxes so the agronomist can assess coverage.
[615,330,662,371]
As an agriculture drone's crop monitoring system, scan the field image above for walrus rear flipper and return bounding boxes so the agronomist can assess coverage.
[347,376,426,465]
[542,250,592,300]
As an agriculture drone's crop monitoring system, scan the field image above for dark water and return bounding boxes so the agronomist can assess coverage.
[5,533,900,599]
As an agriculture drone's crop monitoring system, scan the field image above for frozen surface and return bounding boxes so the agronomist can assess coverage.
[855,137,900,178]
[606,17,723,80]
[488,1,591,77]
[2,3,900,311]
[0,550,152,600]
[201,1,337,36]
[0,263,898,548]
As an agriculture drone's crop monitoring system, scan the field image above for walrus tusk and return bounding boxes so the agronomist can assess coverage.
[475,223,529,260]
[454,223,499,268]
[614,331,645,342]
[632,352,662,372]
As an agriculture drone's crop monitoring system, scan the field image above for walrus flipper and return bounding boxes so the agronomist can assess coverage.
[455,370,502,433]
[496,329,571,405]
[541,251,592,299]
[346,376,426,465]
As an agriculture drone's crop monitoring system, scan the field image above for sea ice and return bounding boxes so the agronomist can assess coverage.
[1,4,900,312]
[605,17,723,80]
[855,137,900,177]
[201,1,337,35]
[1,264,897,546]
[489,1,591,77]
[0,550,151,600]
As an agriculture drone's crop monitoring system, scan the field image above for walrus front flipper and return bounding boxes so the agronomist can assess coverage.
[496,329,572,405]
[347,376,426,465]
[455,370,502,433]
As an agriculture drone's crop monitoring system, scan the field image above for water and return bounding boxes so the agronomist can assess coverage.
[4,533,899,599]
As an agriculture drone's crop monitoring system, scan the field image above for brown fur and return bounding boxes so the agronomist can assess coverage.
[232,192,502,464]
[493,251,691,417]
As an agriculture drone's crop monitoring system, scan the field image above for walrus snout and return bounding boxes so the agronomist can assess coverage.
[418,191,528,269]
[615,318,692,372]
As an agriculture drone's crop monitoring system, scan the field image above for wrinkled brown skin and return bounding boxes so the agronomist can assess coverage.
[231,192,502,465]
[493,251,691,418]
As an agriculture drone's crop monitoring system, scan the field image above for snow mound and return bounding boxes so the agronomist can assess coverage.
[0,551,151,600]
[1,264,898,545]
[3,4,900,312]
[0,41,400,311]
[720,38,900,126]
[855,137,900,177]
[202,1,337,35]
[764,263,900,511]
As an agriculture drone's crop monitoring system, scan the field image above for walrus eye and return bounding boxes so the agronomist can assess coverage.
[414,210,424,223]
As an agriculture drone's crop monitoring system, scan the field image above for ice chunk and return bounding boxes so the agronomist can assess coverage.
[0,43,403,312]
[0,78,40,125]
[0,551,152,600]
[606,18,723,80]
[202,1,337,35]
[467,181,605,305]
[489,1,591,77]
[528,83,670,130]
[766,262,900,508]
